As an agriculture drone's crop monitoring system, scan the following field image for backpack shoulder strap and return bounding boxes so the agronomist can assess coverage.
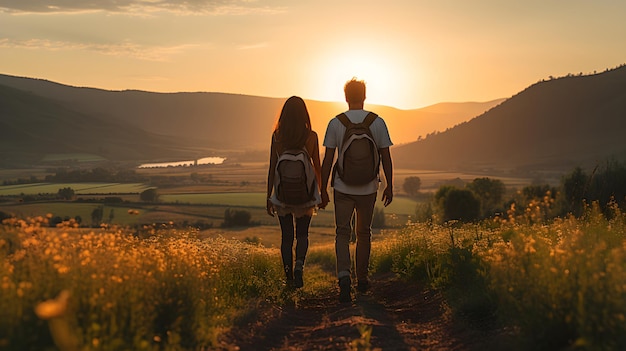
[336,113,352,128]
[363,112,378,127]
[337,112,378,127]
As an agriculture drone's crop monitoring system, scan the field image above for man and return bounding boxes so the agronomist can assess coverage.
[320,78,393,303]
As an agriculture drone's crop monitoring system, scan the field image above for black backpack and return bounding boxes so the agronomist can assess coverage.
[334,112,380,185]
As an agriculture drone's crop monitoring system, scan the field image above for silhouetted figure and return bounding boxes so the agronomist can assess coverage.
[267,96,325,288]
[320,78,394,303]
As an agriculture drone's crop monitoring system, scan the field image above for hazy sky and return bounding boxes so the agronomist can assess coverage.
[1,1,625,109]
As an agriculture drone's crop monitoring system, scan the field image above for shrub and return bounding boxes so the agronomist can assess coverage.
[435,187,480,223]
[49,216,63,227]
[57,187,75,200]
[402,176,422,197]
[140,188,159,203]
[467,177,505,218]
[222,208,252,227]
[90,206,103,226]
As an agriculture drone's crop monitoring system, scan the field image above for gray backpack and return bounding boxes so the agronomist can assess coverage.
[275,148,316,205]
[334,112,380,185]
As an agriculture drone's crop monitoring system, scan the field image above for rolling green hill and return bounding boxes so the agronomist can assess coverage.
[392,65,626,174]
[0,84,203,166]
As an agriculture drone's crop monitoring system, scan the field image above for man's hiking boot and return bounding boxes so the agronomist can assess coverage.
[294,269,304,288]
[338,277,351,303]
[357,280,369,294]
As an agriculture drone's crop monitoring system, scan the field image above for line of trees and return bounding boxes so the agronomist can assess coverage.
[411,160,626,224]
[3,168,224,188]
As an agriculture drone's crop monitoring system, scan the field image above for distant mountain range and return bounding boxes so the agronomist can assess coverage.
[0,73,501,167]
[3,66,624,174]
[392,65,626,175]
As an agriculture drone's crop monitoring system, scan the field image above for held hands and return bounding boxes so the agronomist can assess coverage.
[319,190,330,210]
[381,186,393,207]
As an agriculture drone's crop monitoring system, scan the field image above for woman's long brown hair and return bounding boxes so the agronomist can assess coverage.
[273,96,312,150]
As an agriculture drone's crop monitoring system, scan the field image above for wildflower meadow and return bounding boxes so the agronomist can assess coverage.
[0,216,284,350]
[371,201,626,350]
[2,199,626,350]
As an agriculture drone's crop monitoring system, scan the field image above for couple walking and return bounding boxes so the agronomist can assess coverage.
[266,78,394,303]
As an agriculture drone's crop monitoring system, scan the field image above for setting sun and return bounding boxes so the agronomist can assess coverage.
[310,43,416,109]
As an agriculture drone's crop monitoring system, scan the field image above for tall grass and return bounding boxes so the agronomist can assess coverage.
[482,202,626,349]
[4,200,626,350]
[371,201,626,350]
[0,216,283,350]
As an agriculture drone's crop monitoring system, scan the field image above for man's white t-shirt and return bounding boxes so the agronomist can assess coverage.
[323,109,393,195]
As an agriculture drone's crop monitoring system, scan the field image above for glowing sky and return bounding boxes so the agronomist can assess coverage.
[1,0,625,109]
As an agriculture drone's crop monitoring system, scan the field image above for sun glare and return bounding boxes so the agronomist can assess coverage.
[310,47,413,109]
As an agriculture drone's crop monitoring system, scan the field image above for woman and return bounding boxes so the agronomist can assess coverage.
[266,96,326,288]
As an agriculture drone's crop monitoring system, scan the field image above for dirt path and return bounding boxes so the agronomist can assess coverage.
[217,274,515,351]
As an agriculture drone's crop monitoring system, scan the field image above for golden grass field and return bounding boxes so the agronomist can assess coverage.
[3,201,626,350]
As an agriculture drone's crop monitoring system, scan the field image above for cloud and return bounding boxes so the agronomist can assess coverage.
[0,0,283,15]
[0,38,199,61]
[237,42,268,50]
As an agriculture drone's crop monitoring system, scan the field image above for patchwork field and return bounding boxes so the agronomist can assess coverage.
[0,182,150,196]
[0,162,541,231]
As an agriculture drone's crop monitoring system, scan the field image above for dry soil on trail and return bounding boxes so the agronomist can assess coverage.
[217,274,519,351]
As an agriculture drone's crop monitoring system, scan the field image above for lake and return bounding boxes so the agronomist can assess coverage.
[138,157,226,168]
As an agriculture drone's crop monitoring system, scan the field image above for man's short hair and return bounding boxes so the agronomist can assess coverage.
[344,78,366,103]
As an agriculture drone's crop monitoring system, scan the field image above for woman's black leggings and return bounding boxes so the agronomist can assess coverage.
[278,214,312,278]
